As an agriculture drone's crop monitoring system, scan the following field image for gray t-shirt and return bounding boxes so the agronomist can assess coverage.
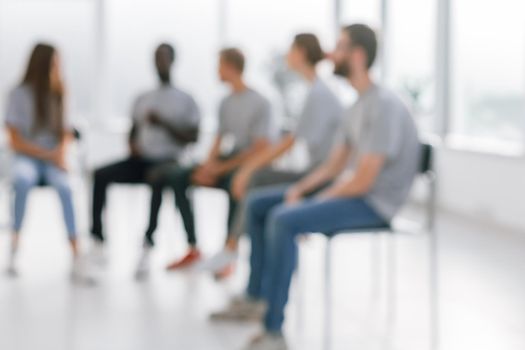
[132,85,200,160]
[338,84,420,221]
[218,88,274,155]
[5,84,70,150]
[291,78,344,167]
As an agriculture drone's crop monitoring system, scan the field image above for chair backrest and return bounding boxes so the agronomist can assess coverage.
[418,142,437,232]
[419,143,434,175]
[72,128,82,141]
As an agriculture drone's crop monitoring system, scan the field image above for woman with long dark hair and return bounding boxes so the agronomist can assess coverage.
[4,43,90,283]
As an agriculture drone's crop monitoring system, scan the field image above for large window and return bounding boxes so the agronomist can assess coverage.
[341,0,436,133]
[340,0,382,72]
[450,0,525,153]
[386,0,437,133]
[224,0,335,126]
[340,0,381,28]
[105,0,221,131]
[0,0,96,125]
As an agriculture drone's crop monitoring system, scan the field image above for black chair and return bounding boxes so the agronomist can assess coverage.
[297,143,438,350]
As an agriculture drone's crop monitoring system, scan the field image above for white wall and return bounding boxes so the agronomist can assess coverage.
[437,148,525,231]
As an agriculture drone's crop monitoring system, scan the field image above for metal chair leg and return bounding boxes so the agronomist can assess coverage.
[429,227,439,350]
[427,174,439,350]
[295,241,304,333]
[386,233,397,339]
[371,234,382,302]
[324,238,333,350]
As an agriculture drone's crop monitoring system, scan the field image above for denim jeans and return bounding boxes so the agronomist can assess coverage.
[228,167,310,241]
[12,155,77,237]
[245,185,388,333]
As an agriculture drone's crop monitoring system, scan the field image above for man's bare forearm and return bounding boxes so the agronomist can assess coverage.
[241,134,295,173]
[293,144,351,195]
[216,140,270,175]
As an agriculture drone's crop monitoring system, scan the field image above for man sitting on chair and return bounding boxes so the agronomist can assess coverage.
[163,48,274,271]
[89,43,200,273]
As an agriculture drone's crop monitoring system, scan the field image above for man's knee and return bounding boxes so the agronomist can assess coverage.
[246,191,266,219]
[93,166,110,185]
[267,205,295,233]
[171,167,193,191]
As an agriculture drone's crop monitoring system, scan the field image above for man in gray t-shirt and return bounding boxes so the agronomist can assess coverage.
[164,48,275,270]
[218,88,273,156]
[131,85,200,160]
[236,24,422,347]
[337,83,420,221]
[90,44,201,267]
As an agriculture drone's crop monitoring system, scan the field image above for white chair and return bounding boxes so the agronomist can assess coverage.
[297,143,438,350]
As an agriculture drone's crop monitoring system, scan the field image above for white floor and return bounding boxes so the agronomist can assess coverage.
[0,185,524,350]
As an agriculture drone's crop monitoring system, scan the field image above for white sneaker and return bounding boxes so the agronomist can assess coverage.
[87,240,108,266]
[241,333,288,350]
[196,249,238,273]
[134,246,152,280]
[71,257,96,286]
[210,296,267,322]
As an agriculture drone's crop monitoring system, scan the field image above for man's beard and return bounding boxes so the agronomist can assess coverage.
[333,61,350,78]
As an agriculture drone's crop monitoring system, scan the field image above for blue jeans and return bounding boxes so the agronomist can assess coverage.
[12,155,77,237]
[245,185,388,333]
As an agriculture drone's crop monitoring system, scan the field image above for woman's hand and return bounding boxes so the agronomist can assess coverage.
[285,186,304,205]
[48,147,67,171]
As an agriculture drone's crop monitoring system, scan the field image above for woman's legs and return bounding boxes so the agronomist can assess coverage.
[44,163,95,284]
[44,163,77,241]
[12,156,40,233]
[9,157,40,274]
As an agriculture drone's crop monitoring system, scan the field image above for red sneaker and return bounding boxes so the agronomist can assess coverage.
[214,263,235,280]
[166,249,202,271]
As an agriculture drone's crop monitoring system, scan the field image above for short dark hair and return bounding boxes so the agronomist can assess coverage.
[157,43,176,63]
[220,47,245,73]
[343,24,377,69]
[293,33,325,66]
